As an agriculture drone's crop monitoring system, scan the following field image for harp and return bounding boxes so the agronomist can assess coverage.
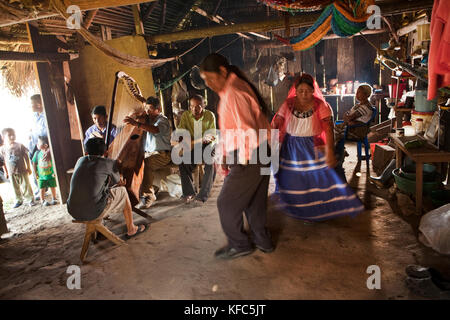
[106,71,151,220]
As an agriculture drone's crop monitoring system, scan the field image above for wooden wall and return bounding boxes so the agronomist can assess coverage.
[69,36,156,133]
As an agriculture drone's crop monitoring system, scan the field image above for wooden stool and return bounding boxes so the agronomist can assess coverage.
[72,217,126,263]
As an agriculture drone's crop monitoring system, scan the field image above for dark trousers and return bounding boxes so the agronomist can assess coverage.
[179,162,216,201]
[217,164,272,251]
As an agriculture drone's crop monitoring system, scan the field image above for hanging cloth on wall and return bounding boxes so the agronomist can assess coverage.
[274,0,375,51]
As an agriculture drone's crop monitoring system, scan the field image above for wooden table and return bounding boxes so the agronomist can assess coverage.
[393,107,412,128]
[390,134,450,214]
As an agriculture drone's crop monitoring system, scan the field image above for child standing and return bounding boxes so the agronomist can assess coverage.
[32,136,58,206]
[0,128,36,208]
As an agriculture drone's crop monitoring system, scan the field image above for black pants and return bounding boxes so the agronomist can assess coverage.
[217,164,272,251]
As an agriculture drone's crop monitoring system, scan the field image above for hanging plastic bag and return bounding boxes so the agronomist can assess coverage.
[419,203,450,255]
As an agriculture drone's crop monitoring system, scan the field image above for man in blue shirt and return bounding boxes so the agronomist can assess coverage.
[124,96,172,209]
[84,105,117,146]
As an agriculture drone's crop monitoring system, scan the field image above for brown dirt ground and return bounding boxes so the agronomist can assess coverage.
[0,142,449,300]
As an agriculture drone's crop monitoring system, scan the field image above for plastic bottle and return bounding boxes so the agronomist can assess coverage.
[415,118,424,135]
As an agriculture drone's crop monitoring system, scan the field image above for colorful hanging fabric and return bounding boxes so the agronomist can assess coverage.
[258,0,333,13]
[274,0,375,51]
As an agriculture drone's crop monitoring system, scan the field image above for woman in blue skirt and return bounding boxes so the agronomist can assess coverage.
[271,74,364,222]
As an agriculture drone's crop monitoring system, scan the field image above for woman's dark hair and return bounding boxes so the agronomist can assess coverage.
[295,73,315,90]
[84,137,106,156]
[200,53,271,119]
[91,105,107,116]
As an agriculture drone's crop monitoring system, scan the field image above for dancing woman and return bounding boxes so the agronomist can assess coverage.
[271,74,364,222]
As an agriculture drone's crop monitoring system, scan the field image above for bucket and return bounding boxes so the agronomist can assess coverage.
[411,110,435,132]
[393,168,441,196]
[415,90,437,112]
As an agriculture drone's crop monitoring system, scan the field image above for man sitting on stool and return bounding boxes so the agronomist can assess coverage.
[67,138,148,239]
[177,94,217,204]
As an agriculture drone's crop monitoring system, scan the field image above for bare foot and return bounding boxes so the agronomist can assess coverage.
[127,224,145,237]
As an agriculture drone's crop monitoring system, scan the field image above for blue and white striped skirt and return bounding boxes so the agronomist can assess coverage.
[274,134,364,221]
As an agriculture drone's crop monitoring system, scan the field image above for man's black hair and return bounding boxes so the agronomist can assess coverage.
[84,138,106,156]
[38,135,49,145]
[91,105,107,117]
[30,94,42,103]
[145,96,161,110]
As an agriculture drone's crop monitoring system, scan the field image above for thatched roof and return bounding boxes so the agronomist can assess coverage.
[0,43,36,97]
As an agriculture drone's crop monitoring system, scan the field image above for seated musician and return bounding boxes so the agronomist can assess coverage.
[84,105,117,146]
[67,138,148,239]
[123,96,172,209]
[177,94,217,204]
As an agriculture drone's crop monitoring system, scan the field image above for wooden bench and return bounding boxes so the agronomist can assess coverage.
[72,215,126,263]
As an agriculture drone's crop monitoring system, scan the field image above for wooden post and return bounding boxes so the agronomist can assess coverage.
[132,4,145,35]
[26,23,83,203]
[100,25,112,41]
[0,196,8,237]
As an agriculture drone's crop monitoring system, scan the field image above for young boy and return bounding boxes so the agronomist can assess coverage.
[32,136,58,206]
[67,138,148,239]
[0,128,36,208]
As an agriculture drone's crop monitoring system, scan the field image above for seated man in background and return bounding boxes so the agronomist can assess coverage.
[177,94,217,204]
[84,105,117,146]
[124,96,172,209]
[67,138,148,239]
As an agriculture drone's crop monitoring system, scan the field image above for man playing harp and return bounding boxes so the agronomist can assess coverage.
[124,96,172,209]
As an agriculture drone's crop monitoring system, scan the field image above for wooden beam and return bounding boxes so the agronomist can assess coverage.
[132,4,145,35]
[145,0,434,44]
[26,23,83,204]
[0,0,157,28]
[146,13,322,44]
[83,9,98,29]
[142,1,158,22]
[193,6,254,40]
[397,16,429,37]
[100,25,112,41]
[0,50,76,62]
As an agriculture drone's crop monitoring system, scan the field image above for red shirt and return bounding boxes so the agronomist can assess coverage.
[217,72,271,162]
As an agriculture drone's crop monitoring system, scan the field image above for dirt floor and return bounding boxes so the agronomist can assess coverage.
[0,142,449,300]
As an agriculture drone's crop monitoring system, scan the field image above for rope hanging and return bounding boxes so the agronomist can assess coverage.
[274,0,375,51]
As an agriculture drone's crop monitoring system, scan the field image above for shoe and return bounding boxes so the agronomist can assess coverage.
[43,201,50,207]
[369,176,385,188]
[214,246,254,260]
[49,199,58,205]
[125,224,149,239]
[35,195,40,201]
[255,244,274,253]
[405,276,450,299]
[136,197,146,209]
[28,201,37,207]
[13,201,23,208]
[183,195,195,204]
[406,265,450,290]
[136,195,156,209]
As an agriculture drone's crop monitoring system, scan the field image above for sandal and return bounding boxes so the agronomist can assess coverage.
[125,224,149,239]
